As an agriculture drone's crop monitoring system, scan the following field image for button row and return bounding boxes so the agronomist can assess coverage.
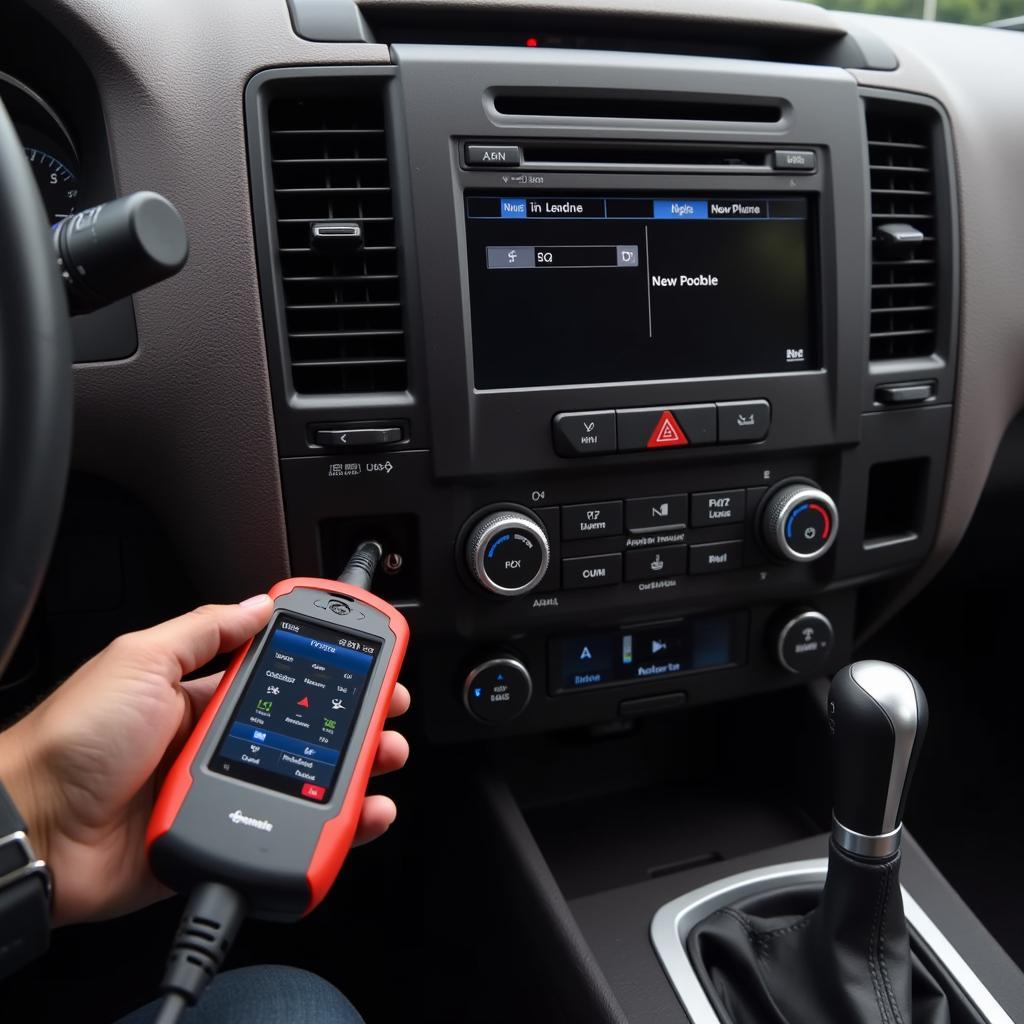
[561,488,753,540]
[563,541,744,589]
[553,400,770,458]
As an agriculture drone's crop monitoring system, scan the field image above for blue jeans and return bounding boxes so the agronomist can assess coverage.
[117,966,365,1024]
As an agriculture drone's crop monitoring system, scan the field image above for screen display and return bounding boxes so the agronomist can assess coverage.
[549,612,747,693]
[464,194,815,389]
[209,614,381,802]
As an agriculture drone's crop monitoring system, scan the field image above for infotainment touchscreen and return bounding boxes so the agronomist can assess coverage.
[463,194,815,390]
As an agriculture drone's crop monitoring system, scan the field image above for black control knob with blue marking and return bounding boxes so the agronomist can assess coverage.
[466,511,550,596]
[762,483,839,563]
[463,657,533,723]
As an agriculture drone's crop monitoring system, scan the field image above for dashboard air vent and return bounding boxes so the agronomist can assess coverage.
[268,93,405,394]
[866,102,939,363]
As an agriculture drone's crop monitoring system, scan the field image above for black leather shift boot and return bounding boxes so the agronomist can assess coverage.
[687,840,969,1024]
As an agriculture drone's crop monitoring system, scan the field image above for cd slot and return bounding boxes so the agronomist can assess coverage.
[492,91,784,124]
[519,141,772,173]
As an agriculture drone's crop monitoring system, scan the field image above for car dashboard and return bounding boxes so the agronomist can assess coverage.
[4,0,1020,733]
[5,0,1024,1020]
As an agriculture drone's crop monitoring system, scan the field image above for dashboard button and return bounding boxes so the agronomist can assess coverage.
[773,149,816,171]
[625,544,687,581]
[625,493,688,533]
[563,553,622,589]
[717,400,771,443]
[464,658,532,723]
[465,144,522,167]
[690,489,746,527]
[314,426,402,447]
[775,609,834,675]
[875,381,936,405]
[690,540,744,574]
[552,411,616,457]
[561,501,622,540]
[617,405,716,451]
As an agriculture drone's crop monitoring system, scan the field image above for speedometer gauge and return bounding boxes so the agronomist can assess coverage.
[20,132,80,223]
[0,71,83,224]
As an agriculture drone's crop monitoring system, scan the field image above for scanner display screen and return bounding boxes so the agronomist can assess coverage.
[209,614,380,802]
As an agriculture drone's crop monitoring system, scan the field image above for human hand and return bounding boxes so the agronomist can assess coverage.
[0,597,411,926]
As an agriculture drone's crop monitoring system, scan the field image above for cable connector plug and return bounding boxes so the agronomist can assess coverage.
[154,882,246,1024]
[337,540,383,590]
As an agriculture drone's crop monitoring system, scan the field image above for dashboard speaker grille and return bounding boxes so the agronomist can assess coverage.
[268,93,406,394]
[865,101,939,363]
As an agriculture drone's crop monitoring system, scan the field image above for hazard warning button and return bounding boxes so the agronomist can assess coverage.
[616,405,717,452]
[647,410,687,448]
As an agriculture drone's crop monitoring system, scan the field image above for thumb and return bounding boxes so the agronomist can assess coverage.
[120,594,274,681]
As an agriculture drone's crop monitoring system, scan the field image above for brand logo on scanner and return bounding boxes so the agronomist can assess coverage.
[228,809,274,832]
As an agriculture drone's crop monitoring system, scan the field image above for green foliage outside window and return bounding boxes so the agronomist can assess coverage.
[801,0,1024,25]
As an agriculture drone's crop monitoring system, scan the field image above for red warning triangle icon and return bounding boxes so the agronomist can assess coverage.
[647,410,688,449]
[297,696,310,708]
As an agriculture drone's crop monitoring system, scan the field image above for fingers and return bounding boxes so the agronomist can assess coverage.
[353,794,397,846]
[115,595,274,679]
[372,730,409,777]
[179,671,222,715]
[388,682,411,719]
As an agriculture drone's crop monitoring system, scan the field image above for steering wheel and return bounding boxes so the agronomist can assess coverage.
[0,98,73,677]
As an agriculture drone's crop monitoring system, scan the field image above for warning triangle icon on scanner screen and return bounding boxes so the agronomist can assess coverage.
[647,410,688,449]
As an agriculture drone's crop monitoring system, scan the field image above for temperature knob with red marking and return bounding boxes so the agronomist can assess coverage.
[761,483,839,563]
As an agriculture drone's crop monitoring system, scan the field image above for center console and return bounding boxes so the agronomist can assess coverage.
[247,43,957,741]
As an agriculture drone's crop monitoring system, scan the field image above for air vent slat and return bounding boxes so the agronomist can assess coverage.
[868,164,929,174]
[290,329,405,339]
[271,128,386,136]
[870,212,933,220]
[272,157,390,165]
[870,304,935,315]
[277,217,395,224]
[284,274,399,283]
[279,245,398,253]
[292,358,407,369]
[866,101,941,363]
[868,140,928,151]
[267,93,406,395]
[871,281,934,290]
[870,328,933,339]
[286,302,402,312]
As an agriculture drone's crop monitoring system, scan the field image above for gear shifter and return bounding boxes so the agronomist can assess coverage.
[829,660,928,860]
[688,661,954,1024]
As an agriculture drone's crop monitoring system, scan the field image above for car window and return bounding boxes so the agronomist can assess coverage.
[801,0,1024,27]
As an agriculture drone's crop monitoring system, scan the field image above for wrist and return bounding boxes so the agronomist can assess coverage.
[0,721,52,865]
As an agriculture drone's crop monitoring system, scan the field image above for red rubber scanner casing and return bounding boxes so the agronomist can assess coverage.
[147,578,408,918]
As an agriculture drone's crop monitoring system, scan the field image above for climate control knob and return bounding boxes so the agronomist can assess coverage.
[466,511,550,597]
[761,483,838,563]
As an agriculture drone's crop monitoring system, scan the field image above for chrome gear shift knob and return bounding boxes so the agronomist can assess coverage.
[827,660,928,859]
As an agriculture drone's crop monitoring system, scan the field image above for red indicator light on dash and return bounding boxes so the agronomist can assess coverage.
[525,37,539,47]
[301,783,326,802]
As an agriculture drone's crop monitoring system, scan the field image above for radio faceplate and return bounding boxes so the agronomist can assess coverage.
[391,44,869,480]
